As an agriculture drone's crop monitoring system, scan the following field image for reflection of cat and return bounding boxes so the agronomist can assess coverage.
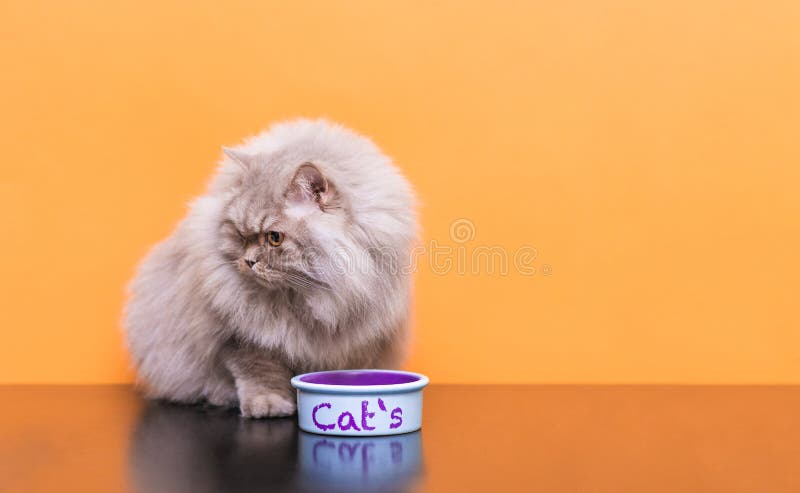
[128,402,424,493]
[128,402,299,493]
[125,120,417,417]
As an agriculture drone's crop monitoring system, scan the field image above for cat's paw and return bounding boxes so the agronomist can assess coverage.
[239,392,296,418]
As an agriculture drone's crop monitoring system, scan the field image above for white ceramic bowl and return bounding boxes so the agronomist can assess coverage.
[291,369,429,436]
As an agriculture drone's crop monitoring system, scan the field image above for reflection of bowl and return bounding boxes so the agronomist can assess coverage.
[298,431,423,492]
[291,370,429,436]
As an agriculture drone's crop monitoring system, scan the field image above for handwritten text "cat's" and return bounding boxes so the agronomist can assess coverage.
[312,398,402,432]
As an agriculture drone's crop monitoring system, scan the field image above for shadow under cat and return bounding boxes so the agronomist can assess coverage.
[128,401,423,493]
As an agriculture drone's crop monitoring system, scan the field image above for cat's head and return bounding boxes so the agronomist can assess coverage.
[203,119,416,329]
[218,150,349,293]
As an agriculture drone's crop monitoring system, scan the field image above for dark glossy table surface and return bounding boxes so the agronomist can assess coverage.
[1,385,799,492]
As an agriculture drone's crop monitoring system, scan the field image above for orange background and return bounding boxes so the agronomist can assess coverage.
[1,1,799,384]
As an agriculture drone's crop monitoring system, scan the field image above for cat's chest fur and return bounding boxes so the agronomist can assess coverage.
[212,285,391,369]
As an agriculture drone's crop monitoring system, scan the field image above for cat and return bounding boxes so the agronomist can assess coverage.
[124,119,417,418]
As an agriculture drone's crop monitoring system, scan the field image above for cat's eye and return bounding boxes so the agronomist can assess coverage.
[266,231,283,247]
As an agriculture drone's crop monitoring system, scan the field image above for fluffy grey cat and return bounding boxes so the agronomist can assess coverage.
[124,119,417,418]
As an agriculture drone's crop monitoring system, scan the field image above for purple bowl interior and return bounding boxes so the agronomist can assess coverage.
[299,370,420,386]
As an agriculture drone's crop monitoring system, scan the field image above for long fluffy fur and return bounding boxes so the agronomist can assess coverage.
[124,119,417,417]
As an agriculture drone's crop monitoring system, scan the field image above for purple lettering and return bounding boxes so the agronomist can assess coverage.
[312,439,335,465]
[389,407,403,429]
[312,402,335,431]
[338,442,360,461]
[361,442,374,474]
[377,398,387,412]
[337,411,362,431]
[360,400,376,431]
[390,441,403,463]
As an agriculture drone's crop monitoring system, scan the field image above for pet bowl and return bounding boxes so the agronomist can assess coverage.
[291,369,429,436]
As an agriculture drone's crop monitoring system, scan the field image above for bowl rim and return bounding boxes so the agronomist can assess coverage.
[291,369,429,395]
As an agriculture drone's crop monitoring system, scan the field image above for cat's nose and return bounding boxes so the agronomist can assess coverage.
[245,259,256,269]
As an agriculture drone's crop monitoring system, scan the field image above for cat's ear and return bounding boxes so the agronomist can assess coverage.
[222,147,253,169]
[288,163,333,208]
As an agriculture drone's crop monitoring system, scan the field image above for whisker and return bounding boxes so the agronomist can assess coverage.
[285,271,330,291]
